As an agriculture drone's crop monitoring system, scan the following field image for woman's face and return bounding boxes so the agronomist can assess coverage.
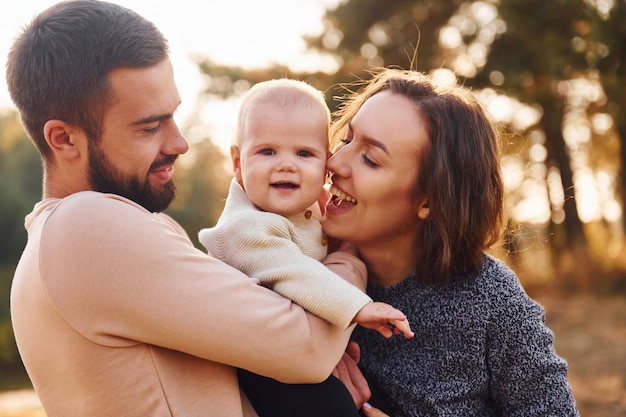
[323,90,430,251]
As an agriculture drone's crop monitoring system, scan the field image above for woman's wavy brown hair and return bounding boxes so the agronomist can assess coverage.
[330,69,504,283]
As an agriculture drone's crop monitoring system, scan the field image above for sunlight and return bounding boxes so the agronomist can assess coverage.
[585,0,616,18]
[430,68,458,87]
[596,170,622,222]
[439,26,463,49]
[513,179,551,224]
[574,169,603,223]
[501,155,525,194]
[0,389,45,417]
[591,112,613,135]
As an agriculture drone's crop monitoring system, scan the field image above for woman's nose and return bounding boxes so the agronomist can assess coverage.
[327,147,350,178]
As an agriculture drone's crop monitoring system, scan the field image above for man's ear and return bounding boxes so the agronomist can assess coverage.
[43,120,84,160]
[230,145,243,186]
[416,197,430,220]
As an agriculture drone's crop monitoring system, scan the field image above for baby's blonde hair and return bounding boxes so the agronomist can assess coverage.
[234,78,331,146]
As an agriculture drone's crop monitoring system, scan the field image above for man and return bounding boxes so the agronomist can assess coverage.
[6,1,366,416]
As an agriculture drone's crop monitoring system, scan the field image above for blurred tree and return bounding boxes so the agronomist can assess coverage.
[458,0,597,284]
[196,0,460,111]
[590,0,626,235]
[0,112,42,263]
[0,110,41,388]
[302,0,462,87]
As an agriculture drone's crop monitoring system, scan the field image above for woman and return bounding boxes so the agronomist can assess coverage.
[324,69,579,416]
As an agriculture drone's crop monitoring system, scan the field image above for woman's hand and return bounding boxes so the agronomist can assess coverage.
[333,342,391,417]
[332,341,371,408]
[362,402,390,417]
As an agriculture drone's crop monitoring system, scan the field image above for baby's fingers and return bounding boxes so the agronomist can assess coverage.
[391,319,414,339]
[374,323,393,338]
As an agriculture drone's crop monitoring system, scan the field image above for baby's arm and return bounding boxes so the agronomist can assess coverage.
[200,209,371,329]
[353,302,414,339]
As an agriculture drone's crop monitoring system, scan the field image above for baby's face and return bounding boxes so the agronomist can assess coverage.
[233,104,329,217]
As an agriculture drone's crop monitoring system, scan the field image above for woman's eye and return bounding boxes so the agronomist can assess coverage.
[362,153,378,168]
[332,137,351,153]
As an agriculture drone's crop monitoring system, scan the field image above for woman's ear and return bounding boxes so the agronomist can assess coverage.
[43,120,83,160]
[416,198,430,220]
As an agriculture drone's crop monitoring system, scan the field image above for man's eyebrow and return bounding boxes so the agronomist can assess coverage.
[131,113,172,126]
[131,101,182,126]
[348,122,390,156]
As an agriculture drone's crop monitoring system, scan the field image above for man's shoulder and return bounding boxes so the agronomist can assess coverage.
[44,191,184,239]
[59,191,145,212]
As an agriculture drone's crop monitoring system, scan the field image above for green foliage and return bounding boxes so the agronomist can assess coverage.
[0,112,42,264]
[0,111,40,388]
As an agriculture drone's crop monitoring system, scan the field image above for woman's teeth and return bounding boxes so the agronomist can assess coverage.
[329,185,357,204]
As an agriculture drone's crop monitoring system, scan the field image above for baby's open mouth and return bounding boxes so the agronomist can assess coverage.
[271,182,299,190]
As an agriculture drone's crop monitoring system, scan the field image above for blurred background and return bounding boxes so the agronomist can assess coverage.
[1,0,625,416]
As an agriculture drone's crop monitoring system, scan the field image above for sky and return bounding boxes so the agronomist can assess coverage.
[0,0,338,152]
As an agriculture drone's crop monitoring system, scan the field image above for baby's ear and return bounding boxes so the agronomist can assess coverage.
[230,145,242,184]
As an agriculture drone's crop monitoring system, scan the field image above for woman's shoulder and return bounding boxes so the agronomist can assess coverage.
[477,254,522,290]
[477,254,543,318]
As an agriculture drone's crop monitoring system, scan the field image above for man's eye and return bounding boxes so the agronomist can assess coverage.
[144,124,162,134]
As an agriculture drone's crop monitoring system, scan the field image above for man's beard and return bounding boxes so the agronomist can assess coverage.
[88,144,177,213]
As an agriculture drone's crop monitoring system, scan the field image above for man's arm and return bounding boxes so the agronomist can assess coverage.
[40,192,356,383]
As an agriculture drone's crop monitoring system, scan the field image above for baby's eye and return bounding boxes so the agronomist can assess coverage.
[297,150,313,157]
[260,148,275,156]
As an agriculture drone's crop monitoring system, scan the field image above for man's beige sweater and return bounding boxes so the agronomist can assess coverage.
[11,191,367,417]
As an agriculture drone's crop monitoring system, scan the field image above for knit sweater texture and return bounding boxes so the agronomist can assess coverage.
[352,255,579,417]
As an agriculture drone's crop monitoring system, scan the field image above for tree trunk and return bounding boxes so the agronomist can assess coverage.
[617,122,626,237]
[538,93,591,288]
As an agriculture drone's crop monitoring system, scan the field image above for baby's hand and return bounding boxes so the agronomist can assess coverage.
[353,302,414,339]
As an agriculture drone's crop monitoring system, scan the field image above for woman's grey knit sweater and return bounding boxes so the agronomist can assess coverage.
[352,255,579,417]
